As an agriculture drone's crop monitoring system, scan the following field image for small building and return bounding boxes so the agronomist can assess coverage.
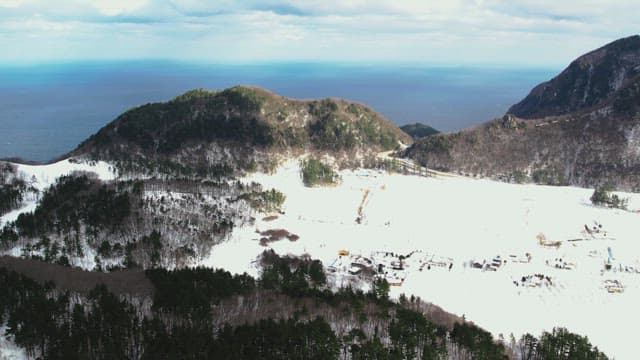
[490,256,503,270]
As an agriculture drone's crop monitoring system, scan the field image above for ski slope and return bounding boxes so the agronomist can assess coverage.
[202,158,640,359]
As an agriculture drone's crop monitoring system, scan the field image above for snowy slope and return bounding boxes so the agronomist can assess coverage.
[14,158,116,192]
[0,158,117,228]
[201,158,640,359]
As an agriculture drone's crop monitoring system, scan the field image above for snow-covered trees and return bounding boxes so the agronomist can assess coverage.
[300,158,339,187]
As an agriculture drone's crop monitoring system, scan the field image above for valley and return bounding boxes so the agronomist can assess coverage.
[202,157,640,359]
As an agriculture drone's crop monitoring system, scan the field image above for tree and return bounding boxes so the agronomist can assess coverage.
[371,278,390,301]
[591,184,628,209]
[309,259,326,287]
[518,333,538,360]
[300,158,339,187]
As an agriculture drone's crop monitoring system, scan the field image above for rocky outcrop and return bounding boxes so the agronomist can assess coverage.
[509,35,640,119]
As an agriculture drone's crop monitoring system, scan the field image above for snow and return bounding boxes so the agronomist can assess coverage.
[0,202,37,227]
[14,158,116,192]
[0,325,27,360]
[0,158,117,227]
[201,158,640,360]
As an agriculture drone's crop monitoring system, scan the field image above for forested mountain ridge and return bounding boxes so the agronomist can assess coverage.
[403,36,640,190]
[73,86,411,178]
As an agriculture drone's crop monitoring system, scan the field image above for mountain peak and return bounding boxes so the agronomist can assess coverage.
[75,86,411,178]
[508,35,640,119]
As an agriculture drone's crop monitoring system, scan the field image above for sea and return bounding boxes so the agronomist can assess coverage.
[0,61,556,162]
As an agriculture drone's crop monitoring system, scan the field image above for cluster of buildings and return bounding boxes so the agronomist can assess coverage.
[327,249,456,287]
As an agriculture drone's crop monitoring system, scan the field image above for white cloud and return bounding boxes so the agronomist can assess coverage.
[90,0,149,16]
[0,0,23,8]
[3,16,77,32]
[0,0,638,65]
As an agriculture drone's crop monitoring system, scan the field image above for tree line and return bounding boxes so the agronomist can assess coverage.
[0,249,610,359]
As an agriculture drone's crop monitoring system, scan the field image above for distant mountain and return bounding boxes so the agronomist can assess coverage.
[74,86,411,178]
[509,35,640,119]
[400,123,439,139]
[404,35,640,190]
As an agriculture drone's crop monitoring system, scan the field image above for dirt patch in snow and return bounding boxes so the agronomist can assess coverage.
[259,229,300,246]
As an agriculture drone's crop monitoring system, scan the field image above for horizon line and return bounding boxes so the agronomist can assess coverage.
[0,58,561,70]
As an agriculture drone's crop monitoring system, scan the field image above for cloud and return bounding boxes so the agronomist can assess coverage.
[0,0,23,8]
[91,0,149,16]
[0,0,638,65]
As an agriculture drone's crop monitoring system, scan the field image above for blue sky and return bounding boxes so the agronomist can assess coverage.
[1,0,638,66]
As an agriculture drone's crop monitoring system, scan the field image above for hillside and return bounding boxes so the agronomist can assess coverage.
[74,86,411,178]
[404,36,640,190]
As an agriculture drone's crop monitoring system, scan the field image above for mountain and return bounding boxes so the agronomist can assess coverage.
[74,86,411,178]
[400,123,440,139]
[509,35,640,119]
[404,35,640,190]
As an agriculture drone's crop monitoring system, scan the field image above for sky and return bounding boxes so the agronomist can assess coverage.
[0,0,638,66]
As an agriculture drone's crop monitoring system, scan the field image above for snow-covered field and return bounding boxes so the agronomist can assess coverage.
[202,159,640,359]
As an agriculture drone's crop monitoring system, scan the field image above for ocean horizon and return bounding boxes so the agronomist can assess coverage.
[0,61,556,162]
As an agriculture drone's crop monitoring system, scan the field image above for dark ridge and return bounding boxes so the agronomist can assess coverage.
[0,255,154,297]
